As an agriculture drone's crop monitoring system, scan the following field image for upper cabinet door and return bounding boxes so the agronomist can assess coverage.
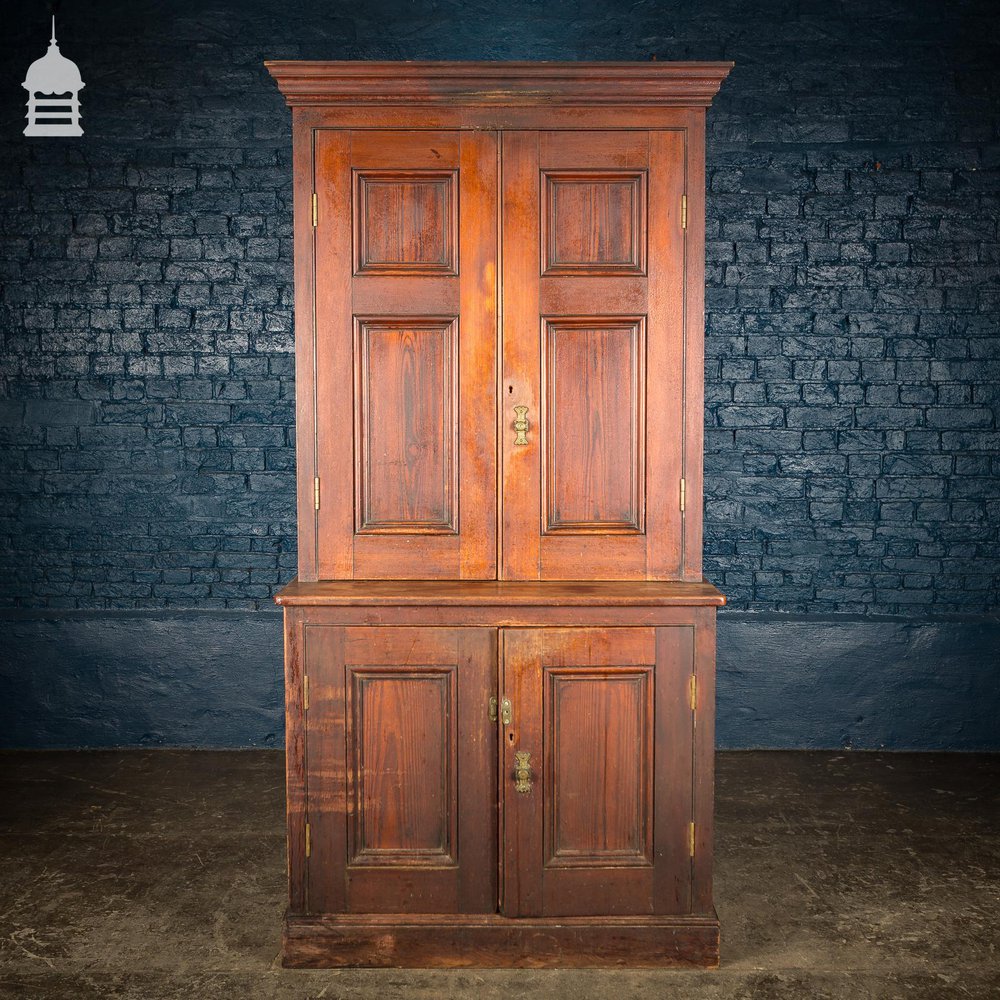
[311,131,498,579]
[501,131,688,580]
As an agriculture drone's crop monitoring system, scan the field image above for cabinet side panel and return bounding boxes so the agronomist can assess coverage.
[692,608,716,912]
[292,114,318,580]
[285,609,307,912]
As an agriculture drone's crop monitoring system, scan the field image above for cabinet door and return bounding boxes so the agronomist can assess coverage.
[311,131,497,579]
[303,626,497,913]
[501,131,686,579]
[501,627,694,916]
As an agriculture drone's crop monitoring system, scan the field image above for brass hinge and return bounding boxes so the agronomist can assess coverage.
[488,696,498,723]
[680,477,686,513]
[305,821,311,858]
[689,821,696,858]
[311,192,318,227]
[313,476,321,511]
[681,194,688,230]
[500,697,512,727]
[303,674,309,711]
[689,675,697,712]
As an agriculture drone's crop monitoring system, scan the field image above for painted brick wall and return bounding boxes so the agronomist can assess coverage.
[1,0,997,619]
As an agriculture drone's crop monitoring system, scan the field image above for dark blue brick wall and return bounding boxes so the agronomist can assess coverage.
[1,0,998,617]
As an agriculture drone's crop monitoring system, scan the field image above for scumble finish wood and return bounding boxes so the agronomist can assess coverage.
[270,59,726,969]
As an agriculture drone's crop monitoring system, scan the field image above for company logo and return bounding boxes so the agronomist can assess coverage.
[23,17,85,137]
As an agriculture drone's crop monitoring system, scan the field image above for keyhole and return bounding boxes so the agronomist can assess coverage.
[508,385,513,394]
[508,731,515,743]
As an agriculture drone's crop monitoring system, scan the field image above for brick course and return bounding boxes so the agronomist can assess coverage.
[1,0,997,615]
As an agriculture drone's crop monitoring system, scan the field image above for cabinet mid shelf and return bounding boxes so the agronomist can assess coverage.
[276,578,726,607]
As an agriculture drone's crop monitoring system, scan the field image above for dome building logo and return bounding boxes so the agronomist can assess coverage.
[22,17,85,136]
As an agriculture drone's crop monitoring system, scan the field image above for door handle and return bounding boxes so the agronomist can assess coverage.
[513,405,529,446]
[513,751,532,794]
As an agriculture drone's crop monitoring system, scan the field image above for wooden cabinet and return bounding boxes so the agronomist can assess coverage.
[268,61,731,968]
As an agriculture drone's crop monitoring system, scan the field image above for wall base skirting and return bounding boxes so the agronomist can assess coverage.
[1,610,996,749]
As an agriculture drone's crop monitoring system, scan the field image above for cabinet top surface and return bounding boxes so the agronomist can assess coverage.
[264,60,733,108]
[275,579,726,607]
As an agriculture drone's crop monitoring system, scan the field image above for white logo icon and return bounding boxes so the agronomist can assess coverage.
[23,17,85,137]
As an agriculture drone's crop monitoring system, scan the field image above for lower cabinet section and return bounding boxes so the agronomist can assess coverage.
[280,586,720,967]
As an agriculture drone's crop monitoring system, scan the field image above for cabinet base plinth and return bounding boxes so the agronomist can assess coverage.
[283,910,720,968]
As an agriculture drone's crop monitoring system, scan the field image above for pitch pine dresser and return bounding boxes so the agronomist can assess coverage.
[266,61,731,968]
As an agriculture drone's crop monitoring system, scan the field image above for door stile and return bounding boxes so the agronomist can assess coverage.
[500,131,543,580]
[313,130,355,579]
[500,627,544,916]
[646,131,687,580]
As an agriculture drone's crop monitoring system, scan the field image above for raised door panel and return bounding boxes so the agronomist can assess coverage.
[542,170,647,275]
[347,667,457,866]
[354,317,458,534]
[502,627,694,917]
[547,668,653,867]
[502,130,688,580]
[311,130,497,580]
[303,626,497,914]
[543,317,646,534]
[354,170,458,274]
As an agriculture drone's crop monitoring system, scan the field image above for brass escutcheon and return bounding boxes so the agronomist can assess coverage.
[513,405,529,445]
[514,751,532,794]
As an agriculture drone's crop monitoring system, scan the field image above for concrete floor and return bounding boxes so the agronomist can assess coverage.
[0,751,997,999]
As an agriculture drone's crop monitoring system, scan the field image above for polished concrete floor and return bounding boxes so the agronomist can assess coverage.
[0,750,997,998]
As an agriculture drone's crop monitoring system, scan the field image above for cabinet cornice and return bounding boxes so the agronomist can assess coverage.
[265,61,733,108]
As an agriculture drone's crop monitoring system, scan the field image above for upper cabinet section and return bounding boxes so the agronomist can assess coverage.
[266,62,732,583]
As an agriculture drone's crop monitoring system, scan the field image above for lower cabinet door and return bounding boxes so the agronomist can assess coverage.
[303,626,497,913]
[501,627,695,916]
